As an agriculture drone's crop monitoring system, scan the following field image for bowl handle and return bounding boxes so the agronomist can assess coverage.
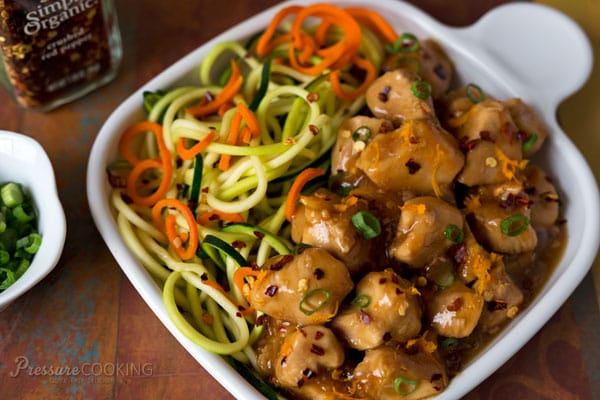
[452,3,593,109]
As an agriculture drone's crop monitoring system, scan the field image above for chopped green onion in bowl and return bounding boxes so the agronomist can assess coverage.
[0,182,42,292]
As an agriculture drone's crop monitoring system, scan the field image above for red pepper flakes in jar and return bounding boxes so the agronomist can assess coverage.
[0,0,122,111]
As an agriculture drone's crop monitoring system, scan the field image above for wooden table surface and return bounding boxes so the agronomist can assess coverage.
[1,1,599,399]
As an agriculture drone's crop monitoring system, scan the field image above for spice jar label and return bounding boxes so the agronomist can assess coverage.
[0,0,121,110]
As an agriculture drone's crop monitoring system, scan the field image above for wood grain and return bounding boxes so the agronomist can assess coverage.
[0,1,597,399]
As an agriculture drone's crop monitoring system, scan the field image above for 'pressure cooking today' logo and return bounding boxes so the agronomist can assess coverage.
[9,356,154,379]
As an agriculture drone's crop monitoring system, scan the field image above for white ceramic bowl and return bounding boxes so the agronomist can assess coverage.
[0,130,66,311]
[87,1,600,399]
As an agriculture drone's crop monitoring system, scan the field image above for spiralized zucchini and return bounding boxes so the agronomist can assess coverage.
[108,5,388,369]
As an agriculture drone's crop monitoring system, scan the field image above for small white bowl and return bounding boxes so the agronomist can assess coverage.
[0,130,66,311]
[87,1,600,399]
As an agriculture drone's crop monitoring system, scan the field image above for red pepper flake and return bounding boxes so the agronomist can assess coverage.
[405,159,421,174]
[434,64,447,80]
[359,310,372,324]
[479,130,493,141]
[379,278,387,284]
[314,330,324,340]
[270,254,294,271]
[265,285,278,297]
[459,137,480,152]
[310,344,325,356]
[200,273,209,280]
[313,268,324,280]
[309,124,320,135]
[447,297,463,312]
[307,92,320,102]
[378,85,391,102]
[201,187,210,193]
[256,315,268,326]
[448,242,468,266]
[253,231,265,239]
[232,240,247,249]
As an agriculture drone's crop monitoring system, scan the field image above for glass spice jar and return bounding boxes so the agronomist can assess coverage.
[0,0,122,111]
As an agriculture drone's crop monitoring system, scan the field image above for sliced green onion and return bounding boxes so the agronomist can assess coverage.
[351,294,371,309]
[522,133,538,153]
[0,268,15,290]
[444,224,464,244]
[0,212,5,233]
[0,250,8,264]
[17,233,42,254]
[189,154,203,206]
[298,288,331,315]
[1,182,23,208]
[248,58,272,112]
[394,376,418,395]
[201,234,248,271]
[12,204,35,223]
[143,90,166,113]
[501,214,529,236]
[221,223,290,255]
[352,126,372,142]
[351,210,381,240]
[386,32,420,54]
[440,337,458,350]
[466,83,486,103]
[292,242,312,255]
[411,80,432,100]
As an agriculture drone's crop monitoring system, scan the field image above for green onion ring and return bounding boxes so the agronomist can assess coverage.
[351,210,381,240]
[393,376,418,395]
[351,294,371,309]
[466,83,486,103]
[411,80,432,100]
[298,288,331,315]
[500,214,530,236]
[444,224,464,244]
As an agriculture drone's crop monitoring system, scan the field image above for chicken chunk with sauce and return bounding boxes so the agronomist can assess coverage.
[355,119,464,198]
[291,188,374,275]
[353,345,448,400]
[390,196,465,268]
[505,97,548,157]
[274,325,345,389]
[331,269,421,350]
[427,282,484,338]
[248,248,353,325]
[365,69,436,125]
[381,38,454,99]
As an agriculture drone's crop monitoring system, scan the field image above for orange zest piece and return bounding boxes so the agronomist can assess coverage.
[120,121,173,207]
[285,167,326,221]
[186,60,242,118]
[151,198,198,260]
[197,209,245,225]
[176,131,217,161]
[330,56,376,100]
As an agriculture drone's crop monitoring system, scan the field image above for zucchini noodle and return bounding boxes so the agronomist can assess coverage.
[108,3,388,380]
